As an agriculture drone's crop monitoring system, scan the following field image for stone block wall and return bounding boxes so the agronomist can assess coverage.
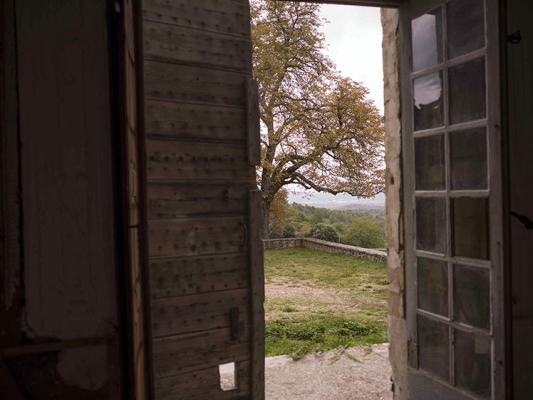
[262,238,304,250]
[381,7,408,400]
[263,238,386,262]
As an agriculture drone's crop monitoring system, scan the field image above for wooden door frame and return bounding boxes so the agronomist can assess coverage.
[108,0,154,398]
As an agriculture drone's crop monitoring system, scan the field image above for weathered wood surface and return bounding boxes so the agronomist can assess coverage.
[144,21,251,72]
[153,328,250,379]
[249,191,265,400]
[148,217,248,258]
[145,100,247,142]
[143,0,259,396]
[245,78,261,166]
[155,361,251,400]
[123,0,152,397]
[144,61,247,107]
[151,289,250,337]
[147,182,253,218]
[0,0,23,348]
[146,140,254,181]
[156,366,220,396]
[150,254,250,299]
[143,0,251,38]
[508,0,533,397]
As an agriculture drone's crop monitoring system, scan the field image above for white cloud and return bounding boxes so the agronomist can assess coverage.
[319,5,384,114]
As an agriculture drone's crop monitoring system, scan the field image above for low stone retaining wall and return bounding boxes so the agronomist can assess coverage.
[263,238,387,262]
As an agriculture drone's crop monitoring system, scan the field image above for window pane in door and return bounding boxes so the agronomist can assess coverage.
[418,257,448,317]
[447,0,485,59]
[412,8,443,72]
[449,57,486,125]
[450,128,488,190]
[455,330,491,398]
[454,264,490,330]
[414,72,444,131]
[416,197,446,254]
[418,315,450,380]
[415,135,445,190]
[452,197,489,259]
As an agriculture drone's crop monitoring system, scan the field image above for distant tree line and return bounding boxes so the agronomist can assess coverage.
[268,189,386,249]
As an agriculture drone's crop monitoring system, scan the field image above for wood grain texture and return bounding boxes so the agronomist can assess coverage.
[147,182,253,219]
[249,190,265,400]
[151,289,250,337]
[149,253,250,299]
[143,0,251,38]
[144,61,247,107]
[0,0,22,347]
[508,0,533,319]
[142,0,258,396]
[146,140,255,182]
[507,0,533,397]
[123,1,151,397]
[155,361,250,400]
[144,20,251,72]
[153,328,250,379]
[148,217,248,258]
[245,79,261,166]
[145,100,247,142]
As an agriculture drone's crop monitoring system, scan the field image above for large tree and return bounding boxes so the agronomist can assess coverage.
[251,0,385,238]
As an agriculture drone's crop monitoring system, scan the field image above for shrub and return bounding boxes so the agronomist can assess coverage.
[342,217,385,249]
[297,223,312,237]
[309,223,340,243]
[282,225,296,238]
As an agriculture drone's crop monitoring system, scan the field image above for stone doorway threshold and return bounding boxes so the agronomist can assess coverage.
[265,343,392,399]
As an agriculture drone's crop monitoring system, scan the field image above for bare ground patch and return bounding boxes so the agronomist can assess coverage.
[265,277,387,321]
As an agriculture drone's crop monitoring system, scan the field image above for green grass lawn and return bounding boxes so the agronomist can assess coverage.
[264,248,389,359]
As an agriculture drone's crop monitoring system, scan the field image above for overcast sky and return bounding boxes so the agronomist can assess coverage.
[289,6,385,205]
[319,5,384,114]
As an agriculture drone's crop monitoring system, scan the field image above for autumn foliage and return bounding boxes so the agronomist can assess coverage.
[251,0,385,237]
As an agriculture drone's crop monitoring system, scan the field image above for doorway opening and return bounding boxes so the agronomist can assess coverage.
[252,2,393,398]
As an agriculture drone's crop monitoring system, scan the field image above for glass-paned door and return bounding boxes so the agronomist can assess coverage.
[401,0,505,398]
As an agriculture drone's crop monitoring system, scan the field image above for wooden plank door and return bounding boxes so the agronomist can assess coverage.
[399,0,507,398]
[141,0,264,398]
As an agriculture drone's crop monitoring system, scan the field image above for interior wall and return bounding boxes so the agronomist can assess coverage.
[507,0,533,398]
[1,0,122,397]
[381,7,408,400]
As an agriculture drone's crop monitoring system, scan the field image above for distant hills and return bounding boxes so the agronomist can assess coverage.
[288,191,385,210]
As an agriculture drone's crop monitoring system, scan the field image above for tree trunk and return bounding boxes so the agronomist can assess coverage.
[261,201,271,239]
